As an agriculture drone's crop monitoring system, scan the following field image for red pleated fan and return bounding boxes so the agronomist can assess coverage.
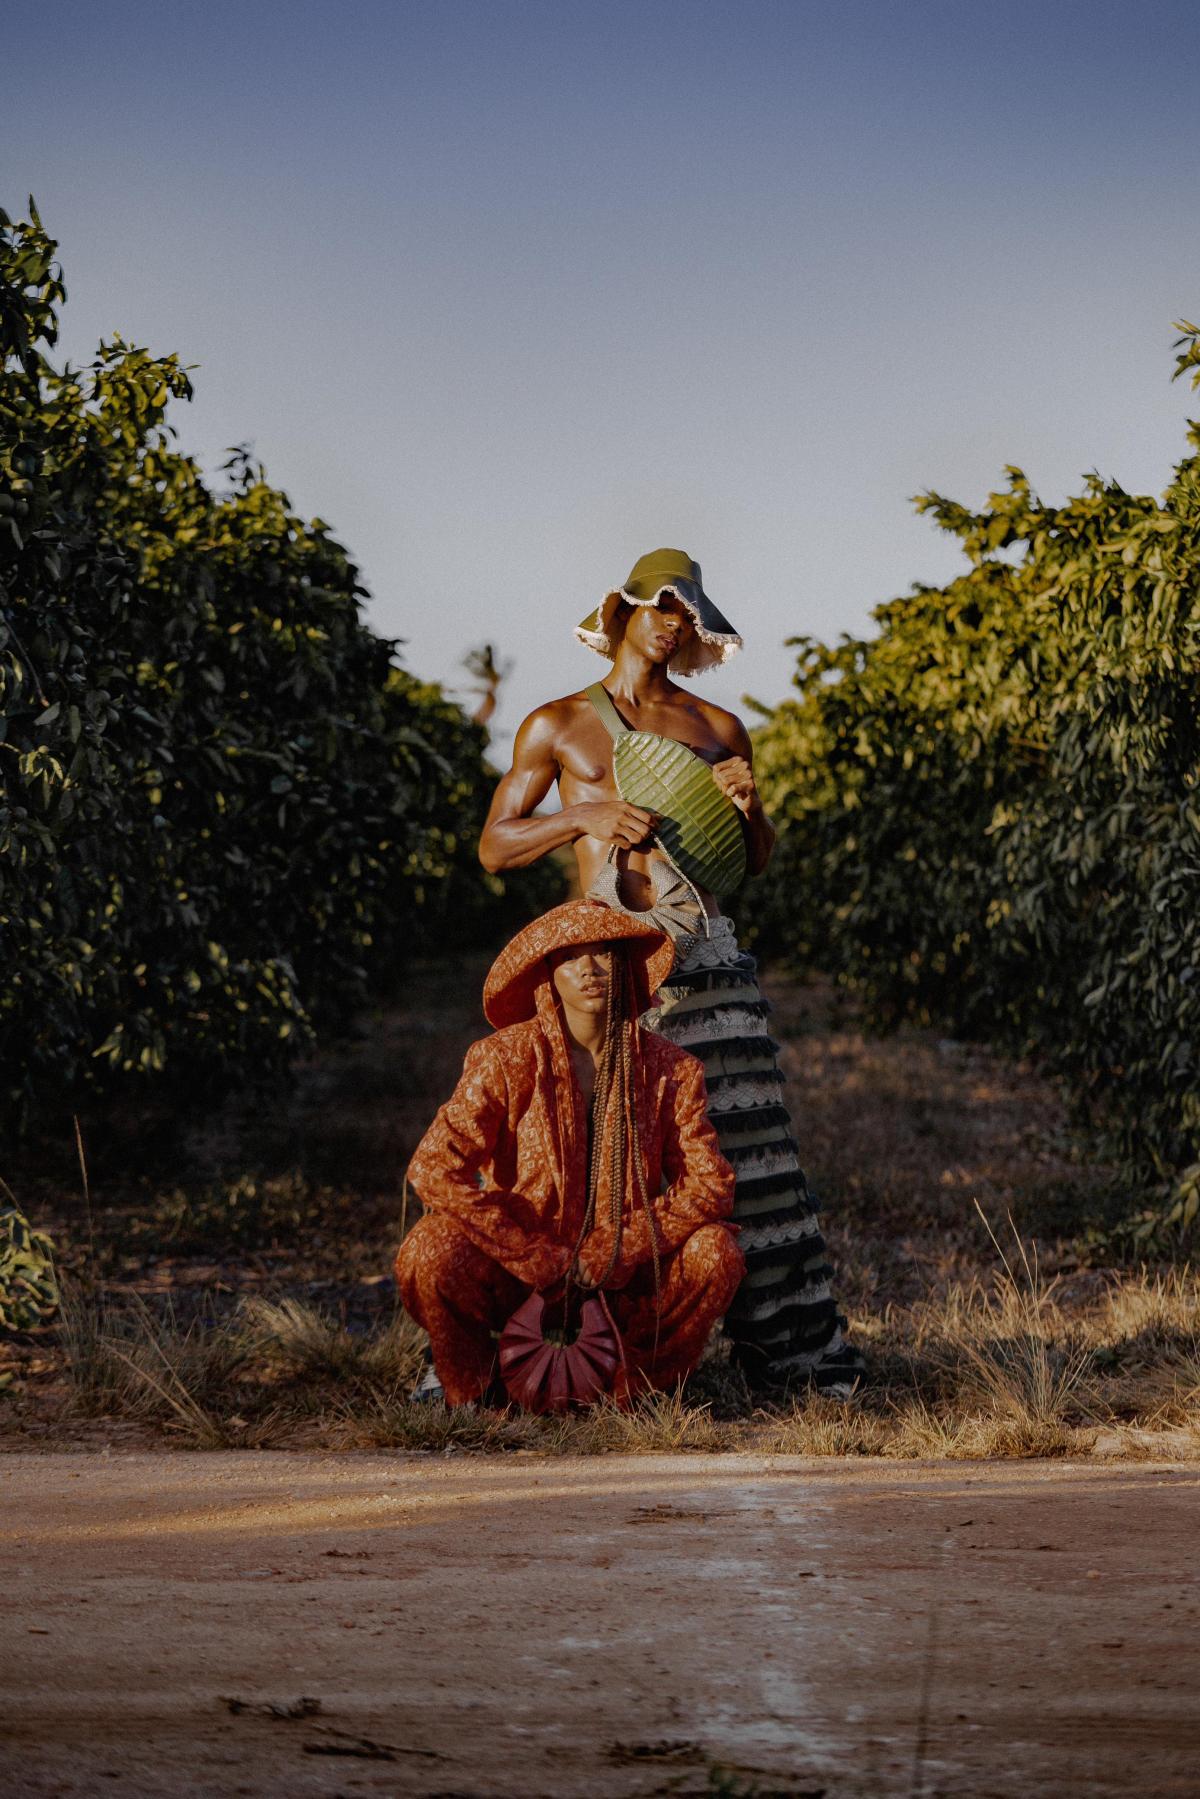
[498,1292,624,1414]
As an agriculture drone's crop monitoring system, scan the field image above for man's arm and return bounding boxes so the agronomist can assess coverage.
[479,702,656,873]
[710,714,776,877]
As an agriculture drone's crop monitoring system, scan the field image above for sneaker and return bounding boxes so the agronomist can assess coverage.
[411,1355,446,1405]
[810,1341,867,1400]
[740,1334,866,1401]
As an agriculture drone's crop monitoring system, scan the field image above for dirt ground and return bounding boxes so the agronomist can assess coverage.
[4,1451,1199,1798]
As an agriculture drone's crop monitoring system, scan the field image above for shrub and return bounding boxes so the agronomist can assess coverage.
[750,324,1200,1238]
[0,1200,58,1334]
[0,201,560,1126]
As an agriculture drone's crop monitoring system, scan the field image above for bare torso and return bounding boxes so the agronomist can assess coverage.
[557,688,736,910]
[485,684,748,914]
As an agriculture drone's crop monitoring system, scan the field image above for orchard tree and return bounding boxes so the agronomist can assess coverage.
[750,326,1200,1239]
[0,202,559,1125]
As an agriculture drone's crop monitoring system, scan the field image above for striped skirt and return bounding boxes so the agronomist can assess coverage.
[642,916,863,1392]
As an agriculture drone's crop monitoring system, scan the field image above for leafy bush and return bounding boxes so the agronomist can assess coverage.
[750,325,1200,1238]
[135,1173,339,1255]
[0,202,560,1125]
[0,1201,58,1334]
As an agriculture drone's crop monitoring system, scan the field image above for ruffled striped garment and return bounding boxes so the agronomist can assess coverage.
[642,916,864,1393]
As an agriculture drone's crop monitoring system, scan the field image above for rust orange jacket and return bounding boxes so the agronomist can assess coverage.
[406,1018,737,1293]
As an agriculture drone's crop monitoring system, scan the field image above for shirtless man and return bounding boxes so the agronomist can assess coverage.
[479,548,862,1394]
[479,589,773,909]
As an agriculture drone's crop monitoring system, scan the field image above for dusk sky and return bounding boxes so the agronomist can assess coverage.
[6,0,1199,741]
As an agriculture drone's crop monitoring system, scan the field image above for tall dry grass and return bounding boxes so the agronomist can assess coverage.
[58,1282,248,1446]
[905,1210,1093,1426]
[763,1215,1196,1460]
[44,1221,1200,1459]
[241,1293,426,1388]
[57,1282,427,1448]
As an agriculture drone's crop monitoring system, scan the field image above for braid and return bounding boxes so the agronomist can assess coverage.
[569,948,662,1344]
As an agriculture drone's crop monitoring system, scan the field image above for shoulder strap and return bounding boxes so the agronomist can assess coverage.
[585,682,629,742]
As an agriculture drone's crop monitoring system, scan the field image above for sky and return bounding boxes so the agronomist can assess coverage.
[5,0,1200,745]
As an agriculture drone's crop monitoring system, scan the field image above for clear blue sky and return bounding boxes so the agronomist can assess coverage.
[6,0,1199,741]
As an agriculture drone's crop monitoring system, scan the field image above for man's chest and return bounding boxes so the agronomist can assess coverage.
[556,705,729,792]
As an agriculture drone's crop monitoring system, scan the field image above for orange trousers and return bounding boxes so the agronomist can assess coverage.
[395,1213,744,1407]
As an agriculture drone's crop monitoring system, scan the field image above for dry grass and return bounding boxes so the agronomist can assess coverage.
[54,1283,431,1449]
[884,1399,1092,1460]
[760,1392,1094,1462]
[332,1388,729,1456]
[331,1394,548,1453]
[908,1212,1093,1421]
[551,1390,726,1454]
[46,1259,1191,1459]
[57,1282,251,1447]
[26,1167,1200,1459]
[1077,1266,1200,1432]
[242,1293,426,1389]
[761,1395,890,1456]
[755,1221,1194,1461]
[51,1282,736,1454]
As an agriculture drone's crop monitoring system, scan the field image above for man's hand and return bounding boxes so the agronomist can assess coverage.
[712,755,759,815]
[574,1244,631,1290]
[569,798,658,849]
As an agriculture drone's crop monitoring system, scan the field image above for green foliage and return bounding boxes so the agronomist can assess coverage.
[0,202,560,1124]
[0,1202,58,1334]
[135,1172,337,1255]
[750,330,1200,1237]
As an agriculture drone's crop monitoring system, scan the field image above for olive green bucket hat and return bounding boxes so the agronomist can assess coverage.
[574,547,743,677]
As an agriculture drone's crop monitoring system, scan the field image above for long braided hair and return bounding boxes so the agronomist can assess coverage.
[567,946,662,1327]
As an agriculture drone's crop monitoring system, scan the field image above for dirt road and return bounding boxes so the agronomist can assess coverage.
[3,1453,1198,1797]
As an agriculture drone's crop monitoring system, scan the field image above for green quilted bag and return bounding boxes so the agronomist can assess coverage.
[586,684,747,898]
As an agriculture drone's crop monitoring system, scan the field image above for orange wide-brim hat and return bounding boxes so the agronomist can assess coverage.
[483,899,676,1029]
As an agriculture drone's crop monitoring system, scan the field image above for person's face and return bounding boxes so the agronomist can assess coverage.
[621,595,696,664]
[550,942,613,1016]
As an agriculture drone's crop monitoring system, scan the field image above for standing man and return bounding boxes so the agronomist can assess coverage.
[480,548,862,1395]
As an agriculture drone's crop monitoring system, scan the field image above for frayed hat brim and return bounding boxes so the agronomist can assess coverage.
[575,579,742,676]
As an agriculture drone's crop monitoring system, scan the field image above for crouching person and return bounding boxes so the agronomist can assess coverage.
[395,900,744,1409]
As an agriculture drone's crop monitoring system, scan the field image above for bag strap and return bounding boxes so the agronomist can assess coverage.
[585,681,629,741]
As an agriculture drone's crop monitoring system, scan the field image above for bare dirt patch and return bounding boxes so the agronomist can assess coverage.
[4,1451,1199,1797]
